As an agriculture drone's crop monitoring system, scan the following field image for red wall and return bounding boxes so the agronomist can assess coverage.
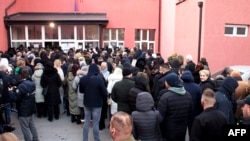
[175,1,201,63]
[0,0,159,52]
[0,0,12,52]
[160,0,176,61]
[203,0,250,73]
[173,0,250,73]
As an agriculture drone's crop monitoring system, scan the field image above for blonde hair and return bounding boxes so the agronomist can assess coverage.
[0,132,19,141]
[199,69,210,77]
[113,67,123,76]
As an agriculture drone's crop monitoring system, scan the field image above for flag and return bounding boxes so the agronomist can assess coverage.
[74,0,78,12]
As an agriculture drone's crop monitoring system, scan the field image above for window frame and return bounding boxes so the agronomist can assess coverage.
[224,24,248,37]
[103,28,125,49]
[134,29,155,52]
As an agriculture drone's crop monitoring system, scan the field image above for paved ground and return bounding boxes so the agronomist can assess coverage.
[11,112,112,141]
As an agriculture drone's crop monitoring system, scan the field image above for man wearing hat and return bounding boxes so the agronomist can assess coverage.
[237,95,250,125]
[111,67,135,114]
[157,72,192,141]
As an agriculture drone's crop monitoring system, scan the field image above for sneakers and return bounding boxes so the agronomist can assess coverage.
[81,120,93,126]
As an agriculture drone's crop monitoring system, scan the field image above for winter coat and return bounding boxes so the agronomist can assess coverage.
[153,71,172,104]
[79,64,107,108]
[181,70,203,130]
[40,67,62,105]
[190,107,227,141]
[111,77,135,114]
[32,68,44,103]
[10,79,36,117]
[199,78,215,92]
[215,77,238,124]
[107,73,123,114]
[128,75,148,112]
[0,71,11,104]
[132,92,162,141]
[67,72,80,115]
[158,87,192,141]
[72,67,88,108]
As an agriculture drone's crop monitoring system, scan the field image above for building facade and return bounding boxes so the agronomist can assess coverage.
[162,0,250,72]
[1,0,160,53]
[1,0,250,72]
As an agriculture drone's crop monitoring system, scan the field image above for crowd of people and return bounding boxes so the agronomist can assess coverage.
[0,45,249,141]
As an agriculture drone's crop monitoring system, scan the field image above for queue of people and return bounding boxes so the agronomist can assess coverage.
[0,45,249,141]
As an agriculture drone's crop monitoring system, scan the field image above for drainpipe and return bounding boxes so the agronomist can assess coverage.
[197,1,203,62]
[5,0,16,16]
[5,0,17,49]
[158,0,162,53]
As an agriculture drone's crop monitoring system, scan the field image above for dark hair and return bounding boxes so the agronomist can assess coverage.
[20,67,30,79]
[71,64,80,76]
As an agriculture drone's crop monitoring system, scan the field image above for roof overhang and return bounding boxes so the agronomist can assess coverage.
[4,12,109,26]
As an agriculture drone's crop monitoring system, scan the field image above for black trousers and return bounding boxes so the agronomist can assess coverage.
[36,102,47,117]
[47,104,60,120]
[99,97,108,128]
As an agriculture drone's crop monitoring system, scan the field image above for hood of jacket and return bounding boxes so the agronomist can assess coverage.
[136,92,154,112]
[168,87,187,95]
[218,76,238,99]
[134,75,148,91]
[181,70,194,82]
[87,64,99,75]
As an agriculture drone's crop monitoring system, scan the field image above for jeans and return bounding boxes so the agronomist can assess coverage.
[83,107,102,141]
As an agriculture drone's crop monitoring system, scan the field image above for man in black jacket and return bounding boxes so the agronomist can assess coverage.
[10,67,39,141]
[190,88,227,141]
[158,72,192,141]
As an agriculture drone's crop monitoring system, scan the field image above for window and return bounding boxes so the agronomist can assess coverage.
[28,25,42,39]
[45,25,58,39]
[10,24,101,50]
[85,25,99,40]
[11,25,25,40]
[225,25,248,37]
[84,25,99,48]
[134,29,155,52]
[61,25,74,39]
[103,28,125,48]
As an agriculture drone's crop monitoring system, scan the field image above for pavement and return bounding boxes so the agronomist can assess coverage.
[11,112,112,141]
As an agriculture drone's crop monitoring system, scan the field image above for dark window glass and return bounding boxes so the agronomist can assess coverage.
[149,29,155,41]
[28,25,42,39]
[237,27,246,35]
[225,27,233,34]
[135,29,140,41]
[76,25,83,40]
[103,29,109,41]
[11,25,25,40]
[61,25,74,39]
[85,25,99,40]
[45,25,58,39]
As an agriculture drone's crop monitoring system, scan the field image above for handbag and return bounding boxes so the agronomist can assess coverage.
[42,86,48,96]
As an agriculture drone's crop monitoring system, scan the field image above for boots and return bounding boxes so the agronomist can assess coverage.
[76,115,81,124]
[71,115,76,123]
